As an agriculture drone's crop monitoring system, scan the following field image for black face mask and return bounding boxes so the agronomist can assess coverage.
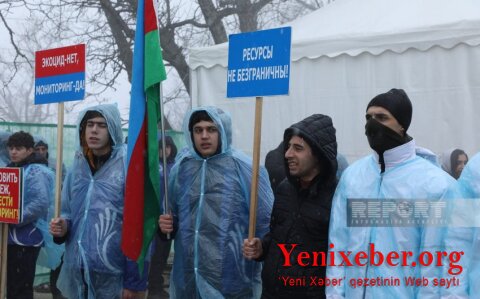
[365,118,408,155]
[365,118,412,173]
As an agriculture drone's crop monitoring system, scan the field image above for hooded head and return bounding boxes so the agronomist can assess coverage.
[34,139,49,159]
[0,131,10,166]
[183,106,232,159]
[441,148,468,179]
[283,114,338,187]
[76,104,124,155]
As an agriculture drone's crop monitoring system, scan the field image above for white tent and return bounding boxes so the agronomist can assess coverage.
[189,0,480,164]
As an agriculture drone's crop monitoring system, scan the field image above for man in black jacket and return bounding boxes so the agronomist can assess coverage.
[243,114,337,299]
[264,141,286,194]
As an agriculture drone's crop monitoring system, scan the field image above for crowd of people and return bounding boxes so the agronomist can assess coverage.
[0,88,478,298]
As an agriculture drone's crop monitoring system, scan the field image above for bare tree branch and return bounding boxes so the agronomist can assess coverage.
[99,0,134,82]
[0,10,32,69]
[1,0,323,127]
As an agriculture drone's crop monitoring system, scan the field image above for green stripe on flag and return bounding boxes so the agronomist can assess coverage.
[145,30,166,90]
[136,19,167,270]
[137,84,161,267]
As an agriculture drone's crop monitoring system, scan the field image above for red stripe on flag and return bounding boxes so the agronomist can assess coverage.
[144,0,157,34]
[121,120,147,259]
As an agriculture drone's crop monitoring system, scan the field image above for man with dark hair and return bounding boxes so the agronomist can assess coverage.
[186,109,222,157]
[326,89,460,298]
[6,131,55,299]
[49,104,147,298]
[243,114,338,299]
[159,106,273,298]
[7,131,35,152]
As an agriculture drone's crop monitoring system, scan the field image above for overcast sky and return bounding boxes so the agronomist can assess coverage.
[0,4,187,130]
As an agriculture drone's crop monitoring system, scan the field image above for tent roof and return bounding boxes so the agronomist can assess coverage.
[189,0,480,69]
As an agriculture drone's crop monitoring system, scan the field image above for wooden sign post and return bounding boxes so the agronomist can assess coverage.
[0,167,23,298]
[227,28,291,239]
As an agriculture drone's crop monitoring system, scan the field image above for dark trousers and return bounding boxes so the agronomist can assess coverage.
[50,256,65,299]
[7,245,40,299]
[147,235,172,297]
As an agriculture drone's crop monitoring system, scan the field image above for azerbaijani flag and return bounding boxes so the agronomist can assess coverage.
[121,0,167,265]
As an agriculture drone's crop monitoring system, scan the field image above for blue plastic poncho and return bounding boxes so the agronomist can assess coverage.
[167,106,273,299]
[26,164,65,270]
[33,136,68,182]
[6,152,64,270]
[442,152,480,298]
[0,131,9,167]
[57,104,145,298]
[415,145,440,167]
[326,140,459,299]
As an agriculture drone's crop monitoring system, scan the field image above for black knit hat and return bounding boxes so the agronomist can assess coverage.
[34,140,48,149]
[367,88,413,132]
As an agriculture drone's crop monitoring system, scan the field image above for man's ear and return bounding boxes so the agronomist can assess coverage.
[27,147,34,155]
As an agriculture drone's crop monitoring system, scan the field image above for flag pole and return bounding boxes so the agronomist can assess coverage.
[54,102,65,218]
[158,83,170,239]
[248,96,263,239]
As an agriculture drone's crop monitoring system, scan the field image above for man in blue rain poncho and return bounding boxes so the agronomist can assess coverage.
[441,153,480,298]
[5,131,58,299]
[49,104,147,298]
[0,131,10,166]
[34,139,68,183]
[326,89,460,299]
[159,106,274,299]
